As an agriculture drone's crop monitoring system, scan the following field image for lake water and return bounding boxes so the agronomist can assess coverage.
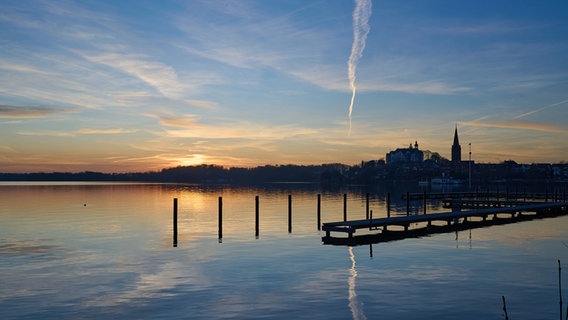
[1,182,567,319]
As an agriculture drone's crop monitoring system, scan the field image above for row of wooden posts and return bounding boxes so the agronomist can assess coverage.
[171,189,567,245]
[172,192,420,245]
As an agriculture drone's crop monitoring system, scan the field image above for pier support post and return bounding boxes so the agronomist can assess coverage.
[255,196,259,237]
[406,192,410,216]
[558,259,563,320]
[366,193,370,220]
[317,194,321,231]
[218,196,223,240]
[423,191,427,215]
[387,193,391,218]
[173,198,178,247]
[343,193,347,222]
[288,194,292,233]
[369,209,373,230]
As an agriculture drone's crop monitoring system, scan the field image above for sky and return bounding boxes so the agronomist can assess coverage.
[1,0,568,173]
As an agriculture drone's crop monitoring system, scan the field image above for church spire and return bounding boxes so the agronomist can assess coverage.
[453,125,459,146]
[452,125,461,163]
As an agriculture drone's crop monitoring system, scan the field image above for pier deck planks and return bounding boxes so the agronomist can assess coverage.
[322,202,568,238]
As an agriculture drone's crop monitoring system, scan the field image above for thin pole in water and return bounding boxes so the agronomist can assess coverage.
[366,193,369,220]
[218,196,223,240]
[317,194,321,231]
[559,260,563,320]
[423,191,427,215]
[387,192,391,218]
[343,193,347,222]
[502,296,509,320]
[173,198,178,247]
[288,194,292,233]
[406,191,410,216]
[255,196,259,238]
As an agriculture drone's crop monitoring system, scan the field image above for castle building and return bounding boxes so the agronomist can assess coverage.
[451,126,461,164]
[386,141,424,165]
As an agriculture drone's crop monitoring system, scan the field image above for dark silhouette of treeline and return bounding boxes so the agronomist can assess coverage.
[1,160,567,185]
[0,164,349,184]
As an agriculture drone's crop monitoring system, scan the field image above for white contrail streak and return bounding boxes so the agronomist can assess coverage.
[514,99,568,119]
[348,0,372,135]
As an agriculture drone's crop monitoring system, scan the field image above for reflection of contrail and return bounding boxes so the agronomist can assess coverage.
[347,0,372,135]
[348,247,367,320]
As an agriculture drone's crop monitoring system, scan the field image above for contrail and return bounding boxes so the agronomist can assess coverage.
[348,0,372,135]
[514,99,568,119]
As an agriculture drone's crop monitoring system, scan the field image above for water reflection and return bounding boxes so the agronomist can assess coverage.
[1,183,567,319]
[348,247,366,320]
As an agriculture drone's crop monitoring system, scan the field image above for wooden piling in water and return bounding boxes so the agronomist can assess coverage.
[559,259,563,320]
[406,191,410,216]
[173,198,178,247]
[255,195,259,237]
[366,193,370,220]
[317,194,321,231]
[546,189,549,202]
[218,196,223,239]
[288,194,292,233]
[387,192,391,218]
[343,193,347,222]
[423,191,427,215]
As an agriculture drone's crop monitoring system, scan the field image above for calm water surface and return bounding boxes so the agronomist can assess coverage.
[1,182,567,319]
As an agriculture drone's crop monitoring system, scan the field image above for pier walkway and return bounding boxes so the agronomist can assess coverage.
[441,199,539,209]
[322,201,568,241]
[402,191,566,201]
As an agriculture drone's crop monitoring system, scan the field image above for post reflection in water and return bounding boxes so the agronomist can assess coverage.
[348,247,367,320]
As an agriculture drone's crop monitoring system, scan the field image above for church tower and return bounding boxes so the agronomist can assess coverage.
[451,125,461,164]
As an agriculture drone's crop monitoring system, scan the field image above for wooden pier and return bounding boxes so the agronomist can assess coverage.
[403,190,566,201]
[322,201,568,245]
[441,199,538,209]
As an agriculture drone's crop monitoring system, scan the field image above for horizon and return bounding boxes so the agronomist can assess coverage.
[2,156,567,175]
[1,1,568,173]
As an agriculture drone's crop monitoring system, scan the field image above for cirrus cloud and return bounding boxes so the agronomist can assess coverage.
[0,105,71,119]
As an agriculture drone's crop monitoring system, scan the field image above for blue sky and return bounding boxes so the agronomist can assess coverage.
[1,0,567,172]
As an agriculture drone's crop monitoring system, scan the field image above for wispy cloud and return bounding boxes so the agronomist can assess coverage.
[0,105,70,119]
[185,99,219,109]
[17,128,137,136]
[361,81,470,95]
[16,130,74,137]
[77,128,137,135]
[156,115,200,128]
[164,121,318,140]
[80,52,185,99]
[0,145,18,153]
[426,21,536,35]
[0,63,50,75]
[461,120,568,134]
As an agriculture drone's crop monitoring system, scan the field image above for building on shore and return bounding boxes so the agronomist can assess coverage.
[386,141,424,165]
